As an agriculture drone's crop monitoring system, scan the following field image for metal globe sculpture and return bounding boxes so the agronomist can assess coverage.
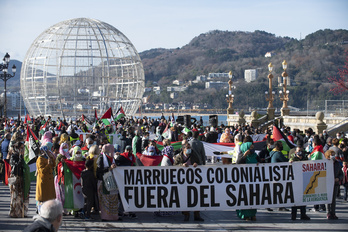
[20,18,145,118]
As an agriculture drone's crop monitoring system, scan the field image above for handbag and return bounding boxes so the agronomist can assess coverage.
[103,170,118,192]
[8,176,18,185]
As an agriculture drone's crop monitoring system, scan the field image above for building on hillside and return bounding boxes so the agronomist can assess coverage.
[208,73,230,79]
[153,86,161,95]
[244,69,258,82]
[196,75,207,82]
[145,87,152,92]
[170,92,178,99]
[173,80,183,85]
[205,81,226,89]
[167,86,188,92]
[265,52,275,57]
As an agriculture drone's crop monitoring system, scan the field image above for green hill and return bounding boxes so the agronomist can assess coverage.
[140,29,348,110]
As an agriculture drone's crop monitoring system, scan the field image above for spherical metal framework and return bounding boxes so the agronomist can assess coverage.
[21,18,145,118]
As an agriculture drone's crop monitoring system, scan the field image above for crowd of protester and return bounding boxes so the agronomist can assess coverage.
[0,114,347,230]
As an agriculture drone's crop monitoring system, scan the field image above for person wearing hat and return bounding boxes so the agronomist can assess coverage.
[289,146,310,220]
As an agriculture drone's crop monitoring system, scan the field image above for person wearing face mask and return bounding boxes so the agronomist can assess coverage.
[174,143,201,221]
[59,142,71,159]
[70,146,84,161]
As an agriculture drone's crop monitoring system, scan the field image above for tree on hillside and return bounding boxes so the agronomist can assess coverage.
[328,51,348,94]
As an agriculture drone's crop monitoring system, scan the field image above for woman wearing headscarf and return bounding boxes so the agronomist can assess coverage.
[236,142,260,221]
[41,131,53,146]
[59,142,71,159]
[87,145,100,178]
[70,146,84,161]
[220,127,234,164]
[8,141,29,218]
[161,139,174,166]
[36,144,56,213]
[96,144,118,221]
[59,133,71,148]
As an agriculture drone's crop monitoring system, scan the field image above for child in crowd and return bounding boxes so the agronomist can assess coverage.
[81,158,97,220]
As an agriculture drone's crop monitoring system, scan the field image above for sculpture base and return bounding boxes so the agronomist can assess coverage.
[227,108,234,115]
[267,108,275,120]
[281,107,290,116]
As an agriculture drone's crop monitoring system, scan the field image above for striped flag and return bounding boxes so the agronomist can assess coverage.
[82,114,93,130]
[115,106,125,121]
[24,127,41,181]
[24,114,32,124]
[39,120,48,135]
[101,107,116,131]
[181,127,191,135]
[272,124,296,152]
[63,160,85,210]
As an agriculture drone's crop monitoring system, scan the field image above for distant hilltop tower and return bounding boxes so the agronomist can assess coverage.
[20,18,145,118]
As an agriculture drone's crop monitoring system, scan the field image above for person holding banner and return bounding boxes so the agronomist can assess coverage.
[174,143,203,222]
[289,148,311,220]
[96,144,119,221]
[325,150,343,220]
[236,142,259,221]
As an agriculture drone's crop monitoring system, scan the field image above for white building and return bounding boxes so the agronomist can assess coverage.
[244,69,258,82]
[170,92,178,99]
[205,81,226,89]
[196,75,207,82]
[208,73,230,79]
[153,86,161,95]
[173,80,183,85]
[167,86,188,92]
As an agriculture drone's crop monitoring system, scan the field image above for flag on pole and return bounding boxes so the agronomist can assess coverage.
[272,124,296,151]
[181,127,191,135]
[24,114,32,124]
[161,124,170,139]
[101,107,114,125]
[58,121,63,130]
[170,113,175,127]
[39,120,48,135]
[24,127,41,163]
[94,109,98,122]
[82,114,93,130]
[115,106,125,121]
[63,160,85,210]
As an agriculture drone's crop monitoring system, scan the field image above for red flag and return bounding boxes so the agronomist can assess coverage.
[272,125,296,149]
[94,109,98,122]
[136,152,163,166]
[58,121,63,130]
[24,114,32,124]
[64,160,85,179]
[4,160,11,185]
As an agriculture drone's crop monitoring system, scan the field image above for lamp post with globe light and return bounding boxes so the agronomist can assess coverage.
[265,63,275,119]
[0,53,16,118]
[226,71,235,115]
[279,60,290,116]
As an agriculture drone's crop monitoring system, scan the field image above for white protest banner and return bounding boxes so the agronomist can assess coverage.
[113,160,334,212]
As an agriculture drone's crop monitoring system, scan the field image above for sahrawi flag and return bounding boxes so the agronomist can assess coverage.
[115,106,125,120]
[24,114,32,124]
[24,127,41,181]
[101,107,115,125]
[272,124,296,152]
[63,160,85,210]
[82,114,93,130]
[39,120,48,135]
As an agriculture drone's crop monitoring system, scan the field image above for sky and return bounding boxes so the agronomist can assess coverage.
[1,0,347,62]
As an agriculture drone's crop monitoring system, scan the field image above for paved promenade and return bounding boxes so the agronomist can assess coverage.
[0,182,347,232]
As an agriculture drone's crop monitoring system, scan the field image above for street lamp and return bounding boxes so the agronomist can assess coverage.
[226,71,235,115]
[265,63,275,119]
[0,53,16,118]
[279,60,290,116]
